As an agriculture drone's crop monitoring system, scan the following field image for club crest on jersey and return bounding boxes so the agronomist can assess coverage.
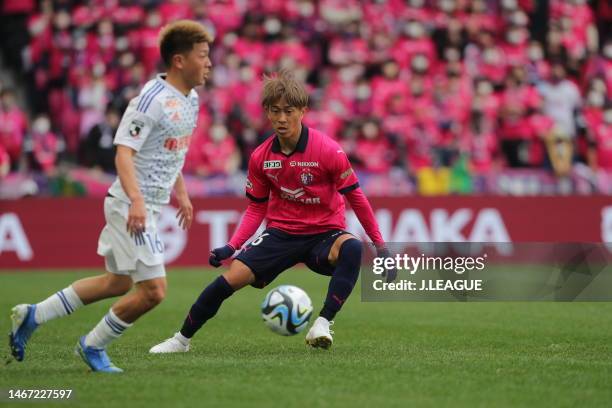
[263,160,282,170]
[129,120,145,138]
[300,171,314,186]
[165,98,179,109]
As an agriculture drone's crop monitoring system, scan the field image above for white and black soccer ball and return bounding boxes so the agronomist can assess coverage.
[261,285,313,336]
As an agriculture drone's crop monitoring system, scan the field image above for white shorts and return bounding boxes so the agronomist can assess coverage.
[104,253,165,283]
[97,196,166,282]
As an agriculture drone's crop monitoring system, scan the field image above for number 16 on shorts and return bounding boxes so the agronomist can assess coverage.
[134,232,164,254]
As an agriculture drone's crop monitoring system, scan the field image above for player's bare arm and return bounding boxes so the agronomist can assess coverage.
[115,145,146,235]
[173,172,193,230]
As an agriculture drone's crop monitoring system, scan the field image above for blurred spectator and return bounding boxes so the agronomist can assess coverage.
[471,77,500,121]
[328,22,369,66]
[550,0,598,60]
[353,120,396,174]
[404,110,439,171]
[392,20,436,70]
[465,30,508,86]
[186,122,240,177]
[77,66,109,138]
[79,106,119,173]
[538,63,582,139]
[26,114,60,174]
[498,66,540,167]
[464,110,499,174]
[433,61,471,166]
[582,79,606,134]
[0,89,28,169]
[524,41,550,83]
[585,39,612,94]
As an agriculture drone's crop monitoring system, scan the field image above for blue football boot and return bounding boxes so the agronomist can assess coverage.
[75,336,123,373]
[9,304,39,362]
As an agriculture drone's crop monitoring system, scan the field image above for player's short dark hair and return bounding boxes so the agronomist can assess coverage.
[158,20,213,68]
[261,69,309,109]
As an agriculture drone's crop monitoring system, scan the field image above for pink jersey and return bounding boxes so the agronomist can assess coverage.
[246,125,360,235]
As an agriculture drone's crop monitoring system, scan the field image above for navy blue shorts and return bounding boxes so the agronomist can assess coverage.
[234,228,351,288]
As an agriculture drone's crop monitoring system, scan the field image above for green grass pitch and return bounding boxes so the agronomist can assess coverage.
[1,268,612,407]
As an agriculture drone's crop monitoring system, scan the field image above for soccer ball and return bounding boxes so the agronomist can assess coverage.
[261,285,313,336]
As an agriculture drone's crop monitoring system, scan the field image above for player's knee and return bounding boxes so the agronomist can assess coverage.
[139,282,166,307]
[327,239,361,290]
[144,287,166,307]
[223,260,255,290]
[337,239,362,274]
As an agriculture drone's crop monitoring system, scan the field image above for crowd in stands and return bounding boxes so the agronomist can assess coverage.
[0,0,611,195]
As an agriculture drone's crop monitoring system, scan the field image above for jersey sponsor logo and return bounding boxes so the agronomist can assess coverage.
[289,161,319,167]
[129,120,145,138]
[280,186,305,198]
[246,179,253,190]
[164,135,191,151]
[279,186,320,204]
[263,160,282,170]
[171,112,181,122]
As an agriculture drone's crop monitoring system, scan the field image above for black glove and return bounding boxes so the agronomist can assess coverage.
[376,246,397,283]
[209,244,235,267]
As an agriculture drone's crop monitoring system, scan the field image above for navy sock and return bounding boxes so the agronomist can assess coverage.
[180,276,234,338]
[319,239,362,321]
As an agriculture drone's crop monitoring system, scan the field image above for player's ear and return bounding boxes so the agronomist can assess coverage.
[172,53,185,69]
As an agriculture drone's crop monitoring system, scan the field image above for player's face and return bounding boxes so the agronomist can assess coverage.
[181,42,212,88]
[267,99,306,140]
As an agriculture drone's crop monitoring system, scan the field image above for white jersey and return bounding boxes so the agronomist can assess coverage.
[109,74,199,207]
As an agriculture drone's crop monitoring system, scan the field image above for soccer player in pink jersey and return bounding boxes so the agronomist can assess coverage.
[150,70,394,352]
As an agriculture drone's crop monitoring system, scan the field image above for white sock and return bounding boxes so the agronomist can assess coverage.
[34,285,84,324]
[84,309,132,349]
[174,332,190,346]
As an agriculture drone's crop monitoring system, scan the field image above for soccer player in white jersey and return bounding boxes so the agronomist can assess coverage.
[8,20,213,373]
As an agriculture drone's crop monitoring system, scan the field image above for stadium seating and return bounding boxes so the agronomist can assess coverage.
[0,0,611,196]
